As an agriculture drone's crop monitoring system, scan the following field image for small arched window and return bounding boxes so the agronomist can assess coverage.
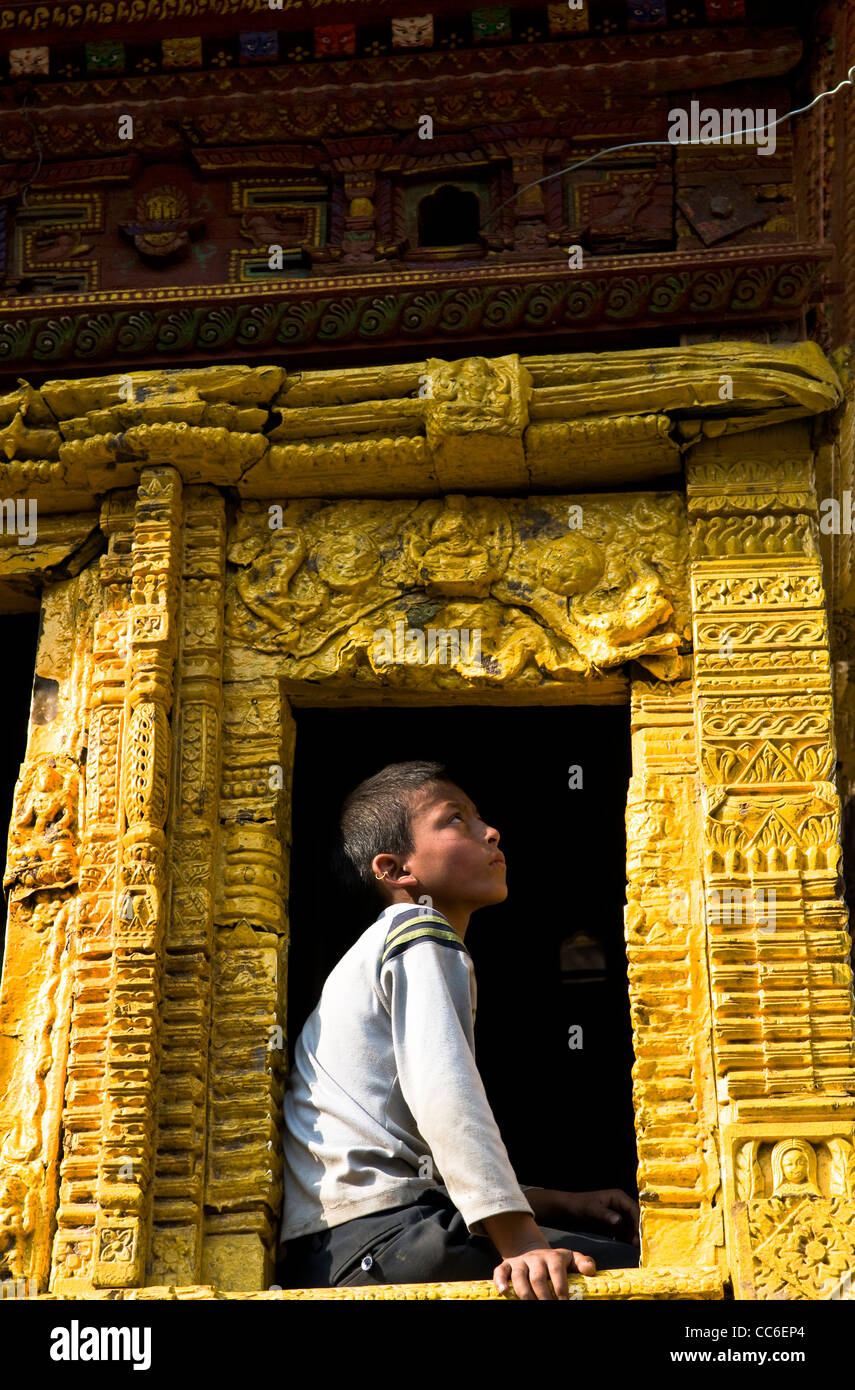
[417,185,480,248]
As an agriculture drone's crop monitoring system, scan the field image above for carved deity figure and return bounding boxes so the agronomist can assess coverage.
[426,357,518,434]
[770,1139,821,1197]
[0,1145,40,1281]
[19,762,70,840]
[406,495,512,597]
[5,756,79,896]
[0,1173,33,1278]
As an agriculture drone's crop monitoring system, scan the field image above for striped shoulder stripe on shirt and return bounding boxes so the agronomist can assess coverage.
[380,909,468,966]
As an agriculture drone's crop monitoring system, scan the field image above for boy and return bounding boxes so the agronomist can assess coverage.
[278,760,640,1300]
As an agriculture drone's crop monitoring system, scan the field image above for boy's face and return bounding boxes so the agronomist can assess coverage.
[385,780,508,915]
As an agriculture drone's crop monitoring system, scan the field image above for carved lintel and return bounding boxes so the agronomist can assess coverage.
[225,493,690,692]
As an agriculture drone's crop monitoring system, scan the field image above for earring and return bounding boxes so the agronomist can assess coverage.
[374,872,388,881]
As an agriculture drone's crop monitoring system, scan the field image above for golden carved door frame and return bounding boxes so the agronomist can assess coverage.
[0,344,852,1301]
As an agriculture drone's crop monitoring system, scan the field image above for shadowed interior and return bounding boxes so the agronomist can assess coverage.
[287,703,639,1205]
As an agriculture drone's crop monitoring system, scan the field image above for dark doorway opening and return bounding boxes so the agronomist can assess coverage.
[287,704,638,1200]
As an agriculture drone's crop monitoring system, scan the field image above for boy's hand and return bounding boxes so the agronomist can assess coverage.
[483,1211,595,1300]
[556,1188,640,1246]
[493,1244,596,1301]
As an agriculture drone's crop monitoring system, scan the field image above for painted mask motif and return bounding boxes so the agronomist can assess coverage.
[161,36,202,69]
[239,31,278,62]
[391,15,434,48]
[471,7,511,42]
[85,41,125,72]
[9,47,49,75]
[546,4,589,36]
[314,24,357,58]
[627,0,667,28]
[704,0,745,19]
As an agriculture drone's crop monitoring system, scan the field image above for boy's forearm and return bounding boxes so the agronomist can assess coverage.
[482,1209,548,1259]
[520,1187,568,1226]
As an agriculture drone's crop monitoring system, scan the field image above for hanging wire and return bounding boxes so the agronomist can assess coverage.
[483,63,855,230]
[14,92,45,210]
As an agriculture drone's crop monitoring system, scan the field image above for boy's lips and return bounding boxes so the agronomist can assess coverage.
[489,855,506,869]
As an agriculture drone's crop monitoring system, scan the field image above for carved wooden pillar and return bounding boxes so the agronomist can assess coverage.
[505,140,550,254]
[101,467,180,1284]
[625,671,722,1272]
[49,490,132,1293]
[147,486,226,1286]
[688,423,855,1299]
[200,678,290,1290]
[0,560,98,1293]
[330,156,381,267]
[51,468,182,1291]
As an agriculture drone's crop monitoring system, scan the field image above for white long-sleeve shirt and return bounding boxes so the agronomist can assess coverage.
[279,901,535,1242]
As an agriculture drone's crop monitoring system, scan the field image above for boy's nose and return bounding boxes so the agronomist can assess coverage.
[485,825,500,845]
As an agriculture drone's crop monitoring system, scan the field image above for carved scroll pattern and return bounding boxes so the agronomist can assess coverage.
[624,674,721,1270]
[148,487,226,1287]
[200,679,290,1290]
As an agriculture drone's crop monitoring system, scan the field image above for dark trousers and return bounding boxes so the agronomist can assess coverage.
[278,1188,639,1289]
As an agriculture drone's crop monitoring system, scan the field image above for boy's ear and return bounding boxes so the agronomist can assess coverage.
[372,850,419,884]
[371,853,399,883]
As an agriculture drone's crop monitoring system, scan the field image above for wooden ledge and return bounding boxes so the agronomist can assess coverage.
[34,1268,725,1300]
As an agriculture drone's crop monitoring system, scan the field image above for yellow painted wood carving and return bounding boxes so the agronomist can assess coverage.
[0,344,852,1300]
[226,492,690,689]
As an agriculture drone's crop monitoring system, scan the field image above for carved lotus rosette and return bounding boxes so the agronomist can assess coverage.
[746,1199,855,1300]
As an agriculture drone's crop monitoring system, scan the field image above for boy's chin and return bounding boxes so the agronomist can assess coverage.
[480,881,509,905]
[469,886,508,916]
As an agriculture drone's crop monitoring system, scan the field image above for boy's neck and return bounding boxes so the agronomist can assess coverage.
[387,894,470,939]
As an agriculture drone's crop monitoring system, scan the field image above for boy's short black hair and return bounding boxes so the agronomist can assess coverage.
[336,760,451,903]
